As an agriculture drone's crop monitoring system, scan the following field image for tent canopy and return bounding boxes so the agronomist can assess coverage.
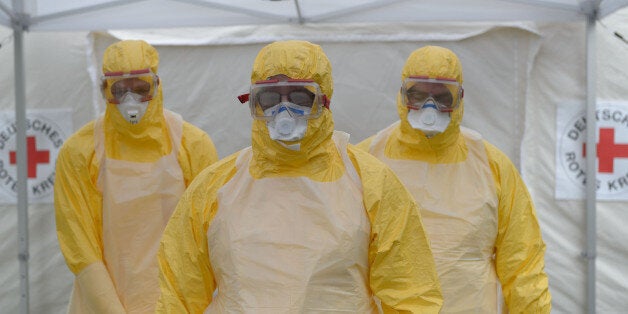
[1,0,628,32]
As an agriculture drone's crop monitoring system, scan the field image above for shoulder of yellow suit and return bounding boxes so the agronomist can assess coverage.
[354,136,376,152]
[483,140,510,164]
[181,121,214,145]
[347,143,393,181]
[58,120,97,165]
[482,139,518,185]
[185,150,240,195]
[179,150,240,225]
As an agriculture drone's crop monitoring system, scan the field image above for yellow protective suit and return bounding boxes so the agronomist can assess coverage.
[54,40,218,313]
[357,46,551,313]
[157,40,443,314]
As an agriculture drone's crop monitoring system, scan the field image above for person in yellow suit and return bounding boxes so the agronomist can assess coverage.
[156,40,443,313]
[357,45,552,313]
[54,39,219,314]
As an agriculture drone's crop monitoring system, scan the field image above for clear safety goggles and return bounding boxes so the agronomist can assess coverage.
[238,79,329,121]
[401,76,463,112]
[101,69,158,104]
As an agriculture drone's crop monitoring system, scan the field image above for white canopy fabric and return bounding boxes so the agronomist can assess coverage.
[0,0,623,31]
[2,1,628,314]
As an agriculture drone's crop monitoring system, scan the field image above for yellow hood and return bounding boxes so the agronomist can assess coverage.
[249,40,343,181]
[101,40,170,162]
[391,46,467,162]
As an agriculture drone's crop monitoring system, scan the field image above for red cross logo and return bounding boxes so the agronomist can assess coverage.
[9,136,50,178]
[582,128,628,173]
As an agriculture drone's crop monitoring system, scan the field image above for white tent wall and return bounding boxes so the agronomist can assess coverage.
[523,18,628,313]
[0,17,627,314]
[524,22,589,312]
[595,12,628,312]
[0,29,90,313]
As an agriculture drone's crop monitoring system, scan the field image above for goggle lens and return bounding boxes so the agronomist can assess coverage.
[402,77,461,112]
[101,70,157,104]
[406,88,454,108]
[111,78,153,99]
[247,80,324,121]
[257,89,315,110]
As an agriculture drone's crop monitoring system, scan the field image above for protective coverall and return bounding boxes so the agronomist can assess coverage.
[54,40,218,314]
[157,40,443,314]
[357,46,552,313]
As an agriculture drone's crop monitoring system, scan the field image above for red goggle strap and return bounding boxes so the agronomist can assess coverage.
[103,68,152,77]
[254,78,316,85]
[237,93,250,104]
[322,95,330,109]
[406,75,458,83]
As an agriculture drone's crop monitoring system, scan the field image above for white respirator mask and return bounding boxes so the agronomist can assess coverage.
[117,92,149,125]
[407,100,451,138]
[264,102,310,142]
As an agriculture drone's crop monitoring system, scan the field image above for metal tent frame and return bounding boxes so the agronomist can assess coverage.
[2,1,626,313]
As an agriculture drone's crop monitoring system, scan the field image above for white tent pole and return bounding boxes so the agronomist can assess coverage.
[584,8,597,314]
[293,0,304,24]
[12,0,29,312]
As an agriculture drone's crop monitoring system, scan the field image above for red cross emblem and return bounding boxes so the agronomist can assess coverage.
[582,128,628,173]
[9,136,50,178]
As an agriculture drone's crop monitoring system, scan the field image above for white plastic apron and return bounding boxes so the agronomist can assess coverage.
[69,110,185,314]
[370,122,503,313]
[205,131,376,313]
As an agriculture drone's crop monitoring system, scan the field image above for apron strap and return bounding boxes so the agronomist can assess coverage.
[332,131,362,192]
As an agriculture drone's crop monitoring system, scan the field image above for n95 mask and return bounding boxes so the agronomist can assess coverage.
[407,101,451,138]
[117,92,149,124]
[264,102,310,142]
